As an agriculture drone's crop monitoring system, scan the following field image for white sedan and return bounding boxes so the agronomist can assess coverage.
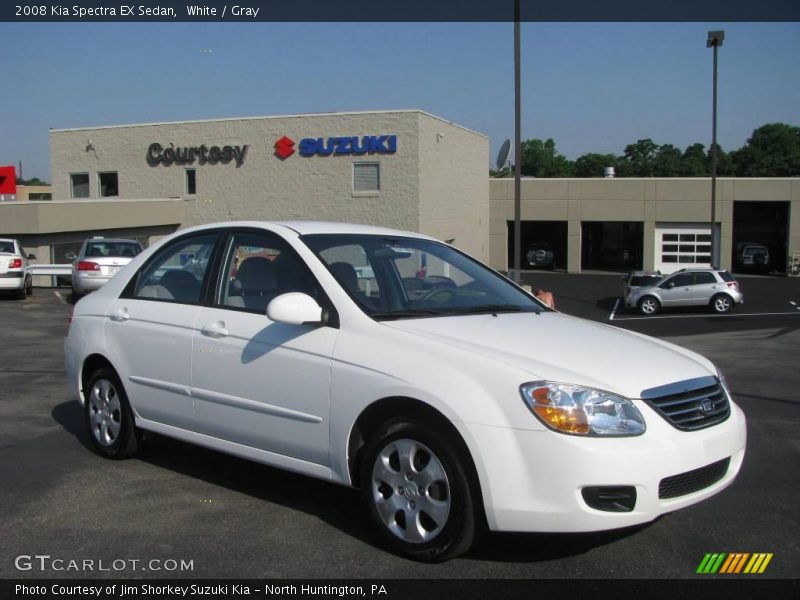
[0,238,35,299]
[64,221,746,562]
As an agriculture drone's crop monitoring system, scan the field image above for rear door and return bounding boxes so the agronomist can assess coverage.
[691,271,722,304]
[103,232,221,430]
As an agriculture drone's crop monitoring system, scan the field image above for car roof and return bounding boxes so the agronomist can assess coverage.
[84,238,141,244]
[174,220,437,241]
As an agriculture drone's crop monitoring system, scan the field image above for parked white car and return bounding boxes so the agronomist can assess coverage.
[67,237,143,297]
[64,222,746,561]
[0,238,35,299]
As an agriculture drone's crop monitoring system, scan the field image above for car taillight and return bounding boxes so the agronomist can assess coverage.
[9,258,22,268]
[77,261,100,271]
[727,282,738,290]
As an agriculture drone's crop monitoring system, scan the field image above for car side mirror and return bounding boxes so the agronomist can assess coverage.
[27,253,36,260]
[267,292,324,326]
[65,252,76,260]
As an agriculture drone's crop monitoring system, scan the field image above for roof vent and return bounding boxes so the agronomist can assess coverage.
[603,167,615,178]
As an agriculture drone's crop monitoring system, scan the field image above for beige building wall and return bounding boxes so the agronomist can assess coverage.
[417,113,489,262]
[490,177,800,273]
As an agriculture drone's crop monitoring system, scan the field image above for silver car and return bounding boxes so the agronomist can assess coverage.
[68,237,143,297]
[0,238,35,299]
[626,268,743,315]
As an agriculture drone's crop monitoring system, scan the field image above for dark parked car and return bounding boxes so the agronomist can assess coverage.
[526,243,555,270]
[735,242,770,273]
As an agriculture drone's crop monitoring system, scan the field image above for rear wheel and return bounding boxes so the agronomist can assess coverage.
[711,294,734,314]
[84,367,139,459]
[361,419,479,562]
[25,275,33,296]
[639,296,660,315]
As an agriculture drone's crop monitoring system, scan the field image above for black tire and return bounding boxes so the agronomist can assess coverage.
[360,419,480,562]
[25,276,33,296]
[711,294,734,314]
[638,296,660,315]
[84,367,139,459]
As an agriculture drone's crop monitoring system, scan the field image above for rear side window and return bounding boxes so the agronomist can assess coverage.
[132,234,218,304]
[694,272,716,285]
[718,271,735,282]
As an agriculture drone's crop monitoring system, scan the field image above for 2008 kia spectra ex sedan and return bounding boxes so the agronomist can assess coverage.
[64,221,746,562]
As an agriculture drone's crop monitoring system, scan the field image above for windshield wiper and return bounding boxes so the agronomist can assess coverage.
[448,304,538,315]
[371,309,449,320]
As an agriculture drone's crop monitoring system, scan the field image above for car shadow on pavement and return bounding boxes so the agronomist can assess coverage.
[596,296,620,312]
[51,399,95,452]
[51,398,655,564]
[466,523,654,562]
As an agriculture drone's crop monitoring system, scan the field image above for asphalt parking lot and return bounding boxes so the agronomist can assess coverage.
[1,276,799,580]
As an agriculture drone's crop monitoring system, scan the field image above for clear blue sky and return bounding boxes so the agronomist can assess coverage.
[1,22,798,180]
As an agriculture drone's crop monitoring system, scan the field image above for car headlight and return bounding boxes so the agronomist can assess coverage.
[520,382,646,436]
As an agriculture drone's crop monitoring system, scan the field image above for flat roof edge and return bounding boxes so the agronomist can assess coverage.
[49,109,484,137]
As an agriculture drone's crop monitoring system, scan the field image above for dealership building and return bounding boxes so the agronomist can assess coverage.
[1,109,798,277]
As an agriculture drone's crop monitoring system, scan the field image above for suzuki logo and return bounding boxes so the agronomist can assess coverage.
[274,136,295,159]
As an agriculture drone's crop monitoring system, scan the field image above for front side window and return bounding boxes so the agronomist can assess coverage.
[132,234,218,304]
[668,273,695,287]
[303,234,545,319]
[98,172,118,197]
[219,231,322,314]
[70,173,89,198]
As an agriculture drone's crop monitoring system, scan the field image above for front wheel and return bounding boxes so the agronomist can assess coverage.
[711,294,734,314]
[639,296,660,315]
[84,367,139,459]
[361,420,479,562]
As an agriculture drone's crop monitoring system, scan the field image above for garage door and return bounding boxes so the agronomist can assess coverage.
[655,224,711,274]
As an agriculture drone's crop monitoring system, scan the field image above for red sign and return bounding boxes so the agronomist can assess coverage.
[0,166,16,194]
[274,136,295,159]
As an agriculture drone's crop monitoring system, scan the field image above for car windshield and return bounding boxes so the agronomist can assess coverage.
[85,241,142,258]
[302,234,545,319]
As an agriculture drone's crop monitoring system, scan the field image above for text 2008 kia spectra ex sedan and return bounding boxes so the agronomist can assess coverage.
[64,221,746,562]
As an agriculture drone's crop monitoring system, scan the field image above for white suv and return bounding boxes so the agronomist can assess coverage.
[0,238,35,299]
[64,222,746,561]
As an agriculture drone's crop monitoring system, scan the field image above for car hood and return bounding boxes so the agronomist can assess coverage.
[382,312,714,399]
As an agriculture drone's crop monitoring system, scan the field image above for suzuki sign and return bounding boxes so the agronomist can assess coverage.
[274,135,398,158]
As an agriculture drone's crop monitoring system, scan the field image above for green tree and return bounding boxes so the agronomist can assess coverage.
[653,144,683,177]
[707,143,736,176]
[520,138,574,177]
[731,123,800,176]
[622,138,658,176]
[15,177,49,185]
[680,143,707,176]
[574,153,618,177]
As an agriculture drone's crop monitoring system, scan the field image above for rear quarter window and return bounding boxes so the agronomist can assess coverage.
[718,271,735,282]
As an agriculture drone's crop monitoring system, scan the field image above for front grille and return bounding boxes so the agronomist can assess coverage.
[642,377,730,431]
[659,457,730,499]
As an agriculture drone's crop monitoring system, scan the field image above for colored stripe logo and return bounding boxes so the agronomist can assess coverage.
[697,553,773,574]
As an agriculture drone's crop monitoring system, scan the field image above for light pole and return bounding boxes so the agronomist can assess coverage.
[707,30,724,269]
[513,0,522,283]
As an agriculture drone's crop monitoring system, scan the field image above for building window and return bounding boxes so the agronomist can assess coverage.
[353,163,380,193]
[28,193,52,200]
[186,169,197,195]
[70,173,90,198]
[98,172,118,197]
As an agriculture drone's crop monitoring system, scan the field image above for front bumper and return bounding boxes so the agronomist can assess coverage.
[457,400,746,532]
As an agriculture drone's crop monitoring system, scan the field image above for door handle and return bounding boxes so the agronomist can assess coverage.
[201,321,229,338]
[109,308,129,322]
